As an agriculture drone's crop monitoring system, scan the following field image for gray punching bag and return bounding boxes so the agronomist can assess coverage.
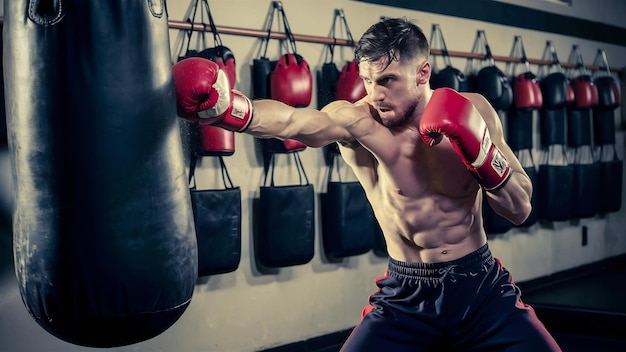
[4,0,197,347]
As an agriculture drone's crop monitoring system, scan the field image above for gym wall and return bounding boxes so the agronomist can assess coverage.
[0,0,624,351]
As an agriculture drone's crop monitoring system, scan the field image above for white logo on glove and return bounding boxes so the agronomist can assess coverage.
[490,149,509,177]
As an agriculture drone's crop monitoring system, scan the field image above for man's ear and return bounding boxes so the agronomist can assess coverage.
[417,61,431,85]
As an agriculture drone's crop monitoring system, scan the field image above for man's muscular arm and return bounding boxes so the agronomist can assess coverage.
[247,100,353,148]
[468,94,532,225]
[172,57,353,148]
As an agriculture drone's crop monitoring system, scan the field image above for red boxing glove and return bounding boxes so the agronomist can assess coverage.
[335,61,367,103]
[172,57,252,132]
[419,88,512,191]
[513,72,543,110]
[270,53,313,108]
[571,74,599,109]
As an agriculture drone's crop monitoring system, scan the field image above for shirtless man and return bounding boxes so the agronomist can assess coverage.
[173,17,561,352]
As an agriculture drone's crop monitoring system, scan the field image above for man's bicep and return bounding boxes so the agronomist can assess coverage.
[286,108,353,147]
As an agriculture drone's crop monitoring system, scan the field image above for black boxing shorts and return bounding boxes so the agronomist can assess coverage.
[341,244,561,352]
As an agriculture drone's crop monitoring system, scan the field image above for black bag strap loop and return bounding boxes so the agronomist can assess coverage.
[539,40,563,77]
[173,0,223,61]
[465,30,490,73]
[592,49,612,77]
[172,1,198,61]
[257,1,297,59]
[567,44,589,77]
[325,9,354,62]
[263,152,310,187]
[506,35,530,76]
[188,152,199,190]
[429,24,452,69]
[218,156,235,189]
[602,143,619,161]
[188,153,235,190]
[480,30,495,65]
[202,0,223,47]
[326,152,343,183]
[518,147,536,168]
[539,144,568,165]
[185,0,208,55]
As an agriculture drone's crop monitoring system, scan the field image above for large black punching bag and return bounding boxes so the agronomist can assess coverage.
[4,0,197,347]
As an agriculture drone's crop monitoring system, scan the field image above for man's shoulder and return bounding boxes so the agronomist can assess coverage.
[458,91,488,106]
[321,99,370,114]
[322,100,377,127]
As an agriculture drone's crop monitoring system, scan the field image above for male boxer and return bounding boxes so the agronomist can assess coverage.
[173,17,561,351]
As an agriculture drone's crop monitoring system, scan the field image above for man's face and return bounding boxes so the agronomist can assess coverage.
[359,55,426,127]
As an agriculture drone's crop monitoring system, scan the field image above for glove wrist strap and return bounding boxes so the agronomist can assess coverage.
[216,91,254,132]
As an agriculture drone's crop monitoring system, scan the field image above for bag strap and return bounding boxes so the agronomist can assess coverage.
[256,1,297,59]
[188,152,199,190]
[202,0,223,47]
[598,143,620,162]
[172,0,199,62]
[429,24,452,69]
[465,30,490,74]
[592,49,612,78]
[189,153,235,190]
[323,9,355,63]
[263,152,310,187]
[172,0,223,62]
[506,35,531,76]
[567,44,590,78]
[538,40,563,77]
[326,152,343,183]
[540,144,569,166]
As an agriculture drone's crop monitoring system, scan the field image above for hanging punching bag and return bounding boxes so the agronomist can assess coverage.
[4,0,197,347]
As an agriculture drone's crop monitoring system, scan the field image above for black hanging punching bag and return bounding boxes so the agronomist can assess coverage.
[4,0,197,347]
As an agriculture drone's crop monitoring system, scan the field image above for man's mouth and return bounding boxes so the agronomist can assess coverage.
[378,105,392,113]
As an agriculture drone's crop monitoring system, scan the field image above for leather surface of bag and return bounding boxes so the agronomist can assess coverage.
[598,146,623,213]
[571,162,599,218]
[540,107,567,146]
[189,155,241,277]
[255,153,315,268]
[257,184,315,267]
[537,164,574,222]
[317,62,340,109]
[5,0,197,346]
[507,109,534,151]
[567,108,592,147]
[321,154,375,258]
[477,65,513,111]
[431,65,467,92]
[191,187,242,276]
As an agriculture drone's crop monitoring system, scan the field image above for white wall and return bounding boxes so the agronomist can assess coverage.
[1,0,625,351]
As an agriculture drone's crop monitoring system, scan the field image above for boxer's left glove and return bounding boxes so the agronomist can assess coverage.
[419,88,512,191]
[173,57,253,132]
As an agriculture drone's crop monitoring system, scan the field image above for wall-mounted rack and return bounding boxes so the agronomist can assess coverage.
[0,16,620,73]
[168,19,622,73]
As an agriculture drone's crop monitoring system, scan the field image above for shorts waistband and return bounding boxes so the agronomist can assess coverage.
[388,244,495,279]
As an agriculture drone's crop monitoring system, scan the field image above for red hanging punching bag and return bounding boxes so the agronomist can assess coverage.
[4,0,197,347]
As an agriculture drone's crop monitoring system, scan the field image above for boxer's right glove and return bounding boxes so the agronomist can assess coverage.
[419,88,512,191]
[172,57,253,132]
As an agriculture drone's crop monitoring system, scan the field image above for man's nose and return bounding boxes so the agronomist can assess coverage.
[369,84,385,101]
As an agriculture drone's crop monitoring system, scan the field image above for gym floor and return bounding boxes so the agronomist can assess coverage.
[518,255,626,352]
[262,254,626,352]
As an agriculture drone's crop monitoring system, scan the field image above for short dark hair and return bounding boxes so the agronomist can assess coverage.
[354,17,429,68]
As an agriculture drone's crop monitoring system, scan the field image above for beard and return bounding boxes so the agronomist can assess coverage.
[378,98,419,127]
